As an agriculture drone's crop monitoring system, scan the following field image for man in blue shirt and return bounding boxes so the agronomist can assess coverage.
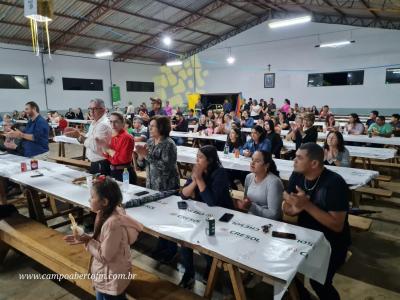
[5,101,49,158]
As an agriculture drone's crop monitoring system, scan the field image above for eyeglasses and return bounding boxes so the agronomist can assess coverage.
[87,107,102,112]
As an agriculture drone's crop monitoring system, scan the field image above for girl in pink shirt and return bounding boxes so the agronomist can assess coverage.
[64,176,143,299]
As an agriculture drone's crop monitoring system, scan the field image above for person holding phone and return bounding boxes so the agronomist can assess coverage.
[179,145,233,289]
[283,143,350,300]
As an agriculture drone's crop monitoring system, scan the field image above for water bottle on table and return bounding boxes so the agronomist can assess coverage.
[123,168,130,191]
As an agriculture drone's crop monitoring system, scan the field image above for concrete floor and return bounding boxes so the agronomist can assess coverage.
[0,143,399,300]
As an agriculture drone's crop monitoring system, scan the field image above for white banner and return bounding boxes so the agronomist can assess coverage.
[126,196,331,297]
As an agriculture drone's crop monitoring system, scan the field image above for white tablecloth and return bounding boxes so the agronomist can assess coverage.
[53,135,81,145]
[282,140,397,160]
[280,130,400,146]
[170,131,227,142]
[0,153,331,299]
[127,195,331,299]
[66,119,92,125]
[177,146,378,187]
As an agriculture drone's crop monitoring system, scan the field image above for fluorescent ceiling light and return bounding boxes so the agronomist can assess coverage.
[163,36,172,46]
[268,16,311,28]
[95,51,113,57]
[166,60,183,67]
[316,40,355,48]
[226,56,235,64]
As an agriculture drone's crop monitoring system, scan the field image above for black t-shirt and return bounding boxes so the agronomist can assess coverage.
[286,168,351,251]
[295,126,318,149]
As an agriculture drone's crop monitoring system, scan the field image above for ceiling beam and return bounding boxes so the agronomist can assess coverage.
[51,0,124,51]
[0,19,183,55]
[320,0,346,16]
[220,0,260,18]
[78,0,219,38]
[0,1,200,47]
[181,11,400,59]
[153,0,238,29]
[114,0,228,61]
[0,34,161,62]
[360,0,379,18]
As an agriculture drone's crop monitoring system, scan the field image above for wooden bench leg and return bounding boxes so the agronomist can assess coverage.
[226,263,247,300]
[0,240,10,264]
[204,257,220,299]
[352,191,361,208]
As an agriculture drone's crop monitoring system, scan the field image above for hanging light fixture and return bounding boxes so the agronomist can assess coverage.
[226,47,235,64]
[24,0,54,56]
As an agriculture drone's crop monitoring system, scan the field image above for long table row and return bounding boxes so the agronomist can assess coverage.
[0,153,330,300]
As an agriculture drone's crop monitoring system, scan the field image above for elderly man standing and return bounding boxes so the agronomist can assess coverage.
[66,99,111,175]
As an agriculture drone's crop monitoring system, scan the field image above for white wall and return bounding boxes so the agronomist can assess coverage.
[173,22,400,110]
[0,44,161,112]
[0,46,46,112]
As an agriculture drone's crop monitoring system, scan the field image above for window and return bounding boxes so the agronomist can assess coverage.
[308,70,364,87]
[62,77,103,91]
[0,74,29,89]
[126,81,154,92]
[386,68,400,84]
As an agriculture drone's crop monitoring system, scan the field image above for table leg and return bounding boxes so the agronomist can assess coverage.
[273,281,287,300]
[204,257,220,299]
[25,188,46,225]
[0,177,7,205]
[226,263,247,300]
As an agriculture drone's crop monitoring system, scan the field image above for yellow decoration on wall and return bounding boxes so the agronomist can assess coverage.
[153,54,208,108]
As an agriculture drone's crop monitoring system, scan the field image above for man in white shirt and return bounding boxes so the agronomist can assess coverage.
[66,98,112,175]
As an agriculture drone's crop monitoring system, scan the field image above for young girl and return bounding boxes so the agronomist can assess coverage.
[206,119,215,135]
[64,176,143,300]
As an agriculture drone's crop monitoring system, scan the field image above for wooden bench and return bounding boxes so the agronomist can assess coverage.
[373,175,392,188]
[0,214,203,300]
[49,156,91,170]
[231,189,373,232]
[354,186,393,199]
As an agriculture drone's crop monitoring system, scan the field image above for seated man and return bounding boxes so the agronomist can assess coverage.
[5,101,49,159]
[368,116,393,137]
[390,113,400,137]
[283,143,350,300]
[131,117,148,142]
[172,112,188,146]
[186,109,198,125]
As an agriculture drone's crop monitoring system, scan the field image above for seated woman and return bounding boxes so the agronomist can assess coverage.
[346,113,365,135]
[277,111,289,130]
[195,115,207,132]
[226,128,246,189]
[294,113,318,150]
[324,114,338,133]
[180,145,233,288]
[241,125,271,157]
[103,112,137,184]
[237,151,283,220]
[264,120,283,158]
[323,131,350,167]
[227,128,244,153]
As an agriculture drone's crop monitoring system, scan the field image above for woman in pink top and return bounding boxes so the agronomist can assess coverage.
[280,99,291,114]
[164,100,173,116]
[64,176,143,299]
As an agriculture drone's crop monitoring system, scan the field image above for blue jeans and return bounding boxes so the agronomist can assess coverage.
[172,137,185,146]
[96,291,126,300]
